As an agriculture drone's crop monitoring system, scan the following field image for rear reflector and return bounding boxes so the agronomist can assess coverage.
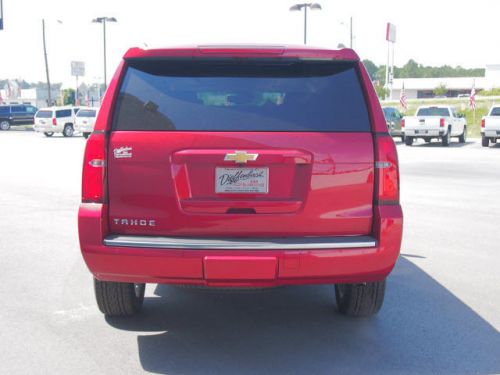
[82,132,106,202]
[482,119,485,128]
[440,118,445,127]
[375,135,399,204]
[52,118,57,126]
[401,118,405,128]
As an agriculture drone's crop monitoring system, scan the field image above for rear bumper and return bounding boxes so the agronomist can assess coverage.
[75,124,94,132]
[483,130,500,138]
[78,203,403,287]
[404,129,445,137]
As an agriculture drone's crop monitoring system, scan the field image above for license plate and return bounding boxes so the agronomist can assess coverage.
[415,130,428,134]
[215,167,269,193]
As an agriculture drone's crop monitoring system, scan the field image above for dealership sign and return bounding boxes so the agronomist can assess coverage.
[386,23,396,43]
[71,61,85,77]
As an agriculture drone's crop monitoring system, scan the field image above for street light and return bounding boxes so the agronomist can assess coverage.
[92,17,117,91]
[289,3,322,44]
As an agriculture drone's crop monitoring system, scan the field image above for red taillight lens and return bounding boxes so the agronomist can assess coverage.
[401,118,405,128]
[82,132,106,202]
[376,135,399,204]
[52,118,57,126]
[482,119,485,128]
[440,118,445,127]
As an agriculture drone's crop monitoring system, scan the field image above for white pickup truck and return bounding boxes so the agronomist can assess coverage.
[481,105,500,147]
[402,105,467,146]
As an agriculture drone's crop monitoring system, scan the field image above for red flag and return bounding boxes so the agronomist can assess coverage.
[470,82,476,110]
[400,82,408,111]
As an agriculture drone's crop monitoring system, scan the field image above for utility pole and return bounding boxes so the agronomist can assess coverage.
[103,19,107,89]
[42,19,52,106]
[303,5,307,44]
[350,16,353,48]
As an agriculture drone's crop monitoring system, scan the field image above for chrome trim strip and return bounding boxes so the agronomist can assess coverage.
[104,235,377,250]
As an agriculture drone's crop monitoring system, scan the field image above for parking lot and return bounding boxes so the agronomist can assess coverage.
[0,130,499,374]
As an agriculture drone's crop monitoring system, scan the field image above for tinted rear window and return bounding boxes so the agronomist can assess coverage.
[417,107,450,117]
[490,107,500,116]
[77,109,97,117]
[113,60,371,132]
[36,110,53,118]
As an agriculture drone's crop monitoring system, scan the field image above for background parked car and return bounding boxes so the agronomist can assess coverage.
[0,104,38,130]
[481,105,500,147]
[33,107,79,137]
[383,106,405,141]
[74,107,99,138]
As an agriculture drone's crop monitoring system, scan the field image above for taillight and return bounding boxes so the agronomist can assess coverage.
[375,135,399,204]
[482,119,485,128]
[82,132,106,202]
[52,118,57,126]
[401,118,405,128]
[440,118,445,127]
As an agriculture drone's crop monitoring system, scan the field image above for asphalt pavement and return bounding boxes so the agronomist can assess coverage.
[0,131,499,375]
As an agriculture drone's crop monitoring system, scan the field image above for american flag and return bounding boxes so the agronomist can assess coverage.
[470,82,476,110]
[400,82,408,110]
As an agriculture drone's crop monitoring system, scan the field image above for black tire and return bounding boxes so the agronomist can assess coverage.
[43,132,54,137]
[404,136,413,146]
[335,279,386,317]
[482,136,489,147]
[459,126,467,143]
[62,124,74,137]
[83,132,91,139]
[401,135,405,143]
[0,120,11,131]
[94,278,145,316]
[442,129,451,146]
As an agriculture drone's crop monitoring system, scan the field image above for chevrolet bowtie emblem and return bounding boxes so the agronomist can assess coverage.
[224,151,259,164]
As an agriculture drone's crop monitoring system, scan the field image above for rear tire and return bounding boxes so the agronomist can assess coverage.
[0,120,11,131]
[94,278,145,316]
[442,129,451,146]
[459,126,467,143]
[404,136,413,146]
[401,135,405,143]
[83,132,91,139]
[335,279,386,317]
[482,136,489,147]
[62,124,74,137]
[43,132,54,137]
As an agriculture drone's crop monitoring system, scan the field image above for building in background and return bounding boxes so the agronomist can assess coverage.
[392,65,500,99]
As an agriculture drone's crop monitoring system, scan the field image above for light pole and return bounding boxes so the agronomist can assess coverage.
[340,17,354,48]
[92,17,117,91]
[289,3,322,45]
[41,19,63,106]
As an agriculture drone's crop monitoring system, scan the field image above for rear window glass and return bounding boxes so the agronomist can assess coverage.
[77,109,97,117]
[417,107,450,117]
[113,60,371,132]
[36,110,53,118]
[490,107,500,116]
[0,107,9,115]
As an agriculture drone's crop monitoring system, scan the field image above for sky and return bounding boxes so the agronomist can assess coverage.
[1,0,499,87]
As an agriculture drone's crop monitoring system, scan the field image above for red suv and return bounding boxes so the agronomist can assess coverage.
[78,45,403,317]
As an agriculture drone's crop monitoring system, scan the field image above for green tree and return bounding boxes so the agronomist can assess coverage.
[362,59,378,80]
[433,83,448,97]
[63,89,75,105]
[375,83,389,100]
